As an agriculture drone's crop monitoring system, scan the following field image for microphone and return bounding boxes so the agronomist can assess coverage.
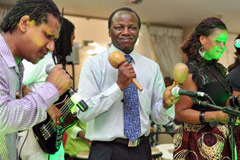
[45,64,55,74]
[45,64,88,111]
[46,64,75,95]
[171,86,205,97]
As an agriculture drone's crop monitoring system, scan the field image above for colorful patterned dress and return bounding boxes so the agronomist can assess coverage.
[173,59,232,160]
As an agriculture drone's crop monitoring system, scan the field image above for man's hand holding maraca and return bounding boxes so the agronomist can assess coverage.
[163,81,180,109]
[109,51,143,91]
[163,63,189,109]
[117,61,136,90]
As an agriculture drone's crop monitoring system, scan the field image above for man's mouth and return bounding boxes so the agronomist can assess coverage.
[120,37,132,41]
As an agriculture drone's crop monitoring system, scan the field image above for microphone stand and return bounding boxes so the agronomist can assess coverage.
[193,98,240,160]
[193,98,240,116]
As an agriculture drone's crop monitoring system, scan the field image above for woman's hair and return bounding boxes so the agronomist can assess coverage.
[54,17,75,66]
[228,34,240,72]
[181,17,227,62]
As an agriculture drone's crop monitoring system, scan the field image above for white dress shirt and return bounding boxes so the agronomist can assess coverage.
[77,44,174,141]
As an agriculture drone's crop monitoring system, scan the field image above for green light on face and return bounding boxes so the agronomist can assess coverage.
[212,32,228,47]
[207,30,228,60]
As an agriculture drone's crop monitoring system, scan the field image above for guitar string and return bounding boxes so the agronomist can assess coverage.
[44,99,72,133]
[48,100,74,135]
[41,99,73,136]
[61,100,74,119]
[43,99,72,130]
[41,100,72,138]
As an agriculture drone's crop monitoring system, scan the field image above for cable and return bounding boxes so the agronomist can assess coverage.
[18,129,29,160]
[204,94,216,105]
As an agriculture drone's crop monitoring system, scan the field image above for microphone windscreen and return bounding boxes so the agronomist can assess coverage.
[173,63,189,84]
[171,86,180,97]
[45,64,54,74]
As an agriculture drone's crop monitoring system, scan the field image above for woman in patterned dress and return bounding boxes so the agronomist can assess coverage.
[173,17,232,160]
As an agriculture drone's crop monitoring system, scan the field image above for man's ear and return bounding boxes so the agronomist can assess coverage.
[199,35,206,46]
[108,29,111,37]
[18,15,30,33]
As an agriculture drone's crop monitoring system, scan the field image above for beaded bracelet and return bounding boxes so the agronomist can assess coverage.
[229,95,240,108]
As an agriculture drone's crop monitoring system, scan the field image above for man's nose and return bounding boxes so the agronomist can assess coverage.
[122,27,130,35]
[47,40,55,52]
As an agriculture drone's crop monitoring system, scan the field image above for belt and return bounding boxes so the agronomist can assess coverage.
[112,136,148,147]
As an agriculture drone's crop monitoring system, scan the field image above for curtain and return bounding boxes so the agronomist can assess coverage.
[148,26,184,77]
[135,24,157,61]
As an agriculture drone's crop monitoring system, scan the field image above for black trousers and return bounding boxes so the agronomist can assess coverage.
[88,138,151,160]
[65,153,85,160]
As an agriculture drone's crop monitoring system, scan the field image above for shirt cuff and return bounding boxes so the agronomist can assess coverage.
[36,82,59,109]
[165,104,175,119]
[71,126,83,139]
[102,83,122,96]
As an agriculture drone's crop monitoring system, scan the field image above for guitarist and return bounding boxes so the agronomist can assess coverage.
[18,17,75,160]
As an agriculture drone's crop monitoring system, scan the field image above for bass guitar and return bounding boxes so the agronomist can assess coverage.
[33,92,88,154]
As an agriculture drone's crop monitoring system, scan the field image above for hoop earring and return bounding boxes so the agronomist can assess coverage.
[199,46,205,57]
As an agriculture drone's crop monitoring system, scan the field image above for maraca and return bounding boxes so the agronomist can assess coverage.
[173,63,189,85]
[109,51,143,91]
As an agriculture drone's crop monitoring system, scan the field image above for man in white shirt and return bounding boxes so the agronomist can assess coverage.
[77,7,177,160]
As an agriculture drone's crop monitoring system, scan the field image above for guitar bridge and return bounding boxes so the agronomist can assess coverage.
[40,124,51,140]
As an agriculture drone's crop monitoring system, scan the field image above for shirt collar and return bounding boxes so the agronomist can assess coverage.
[0,34,18,68]
[109,44,137,64]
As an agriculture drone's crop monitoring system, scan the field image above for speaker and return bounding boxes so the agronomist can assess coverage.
[66,42,80,64]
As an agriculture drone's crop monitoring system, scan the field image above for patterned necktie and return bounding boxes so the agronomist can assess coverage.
[123,54,141,143]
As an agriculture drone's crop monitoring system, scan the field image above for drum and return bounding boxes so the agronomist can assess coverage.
[155,143,174,160]
[76,150,89,160]
[151,147,162,160]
